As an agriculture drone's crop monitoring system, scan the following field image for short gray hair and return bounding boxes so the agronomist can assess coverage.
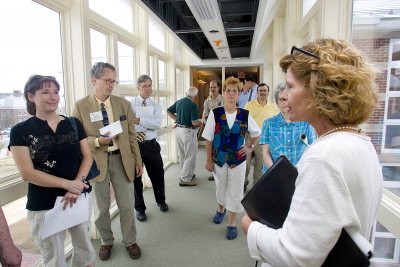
[274,83,287,103]
[138,75,152,85]
[186,86,198,97]
[91,62,116,78]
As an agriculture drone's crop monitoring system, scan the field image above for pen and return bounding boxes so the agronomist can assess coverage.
[82,176,87,197]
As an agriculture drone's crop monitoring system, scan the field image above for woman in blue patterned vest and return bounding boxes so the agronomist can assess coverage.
[202,76,261,240]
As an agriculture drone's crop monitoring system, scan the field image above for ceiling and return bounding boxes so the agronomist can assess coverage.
[140,0,260,61]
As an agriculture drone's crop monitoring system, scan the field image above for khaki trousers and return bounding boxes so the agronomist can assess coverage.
[245,134,264,185]
[93,153,137,247]
[176,127,198,182]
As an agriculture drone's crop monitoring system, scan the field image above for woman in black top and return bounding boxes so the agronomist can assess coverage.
[9,75,95,266]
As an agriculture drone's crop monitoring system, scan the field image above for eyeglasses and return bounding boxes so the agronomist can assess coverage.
[291,45,319,59]
[98,78,119,85]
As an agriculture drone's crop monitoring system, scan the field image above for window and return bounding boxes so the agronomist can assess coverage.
[175,68,184,101]
[302,0,317,17]
[0,0,64,178]
[159,96,168,126]
[90,29,107,66]
[149,55,154,82]
[352,1,400,263]
[148,17,165,52]
[158,132,169,165]
[0,1,65,265]
[118,41,135,84]
[89,0,133,33]
[158,60,167,91]
[383,39,400,152]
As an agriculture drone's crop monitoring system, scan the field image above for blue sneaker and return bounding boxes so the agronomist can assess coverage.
[226,226,237,240]
[212,210,226,224]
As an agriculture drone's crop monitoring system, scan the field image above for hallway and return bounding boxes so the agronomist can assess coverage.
[90,147,255,266]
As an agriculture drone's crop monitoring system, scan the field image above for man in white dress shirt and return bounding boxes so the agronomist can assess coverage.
[130,75,168,222]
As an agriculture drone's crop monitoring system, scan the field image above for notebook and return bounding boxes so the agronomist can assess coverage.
[241,155,371,267]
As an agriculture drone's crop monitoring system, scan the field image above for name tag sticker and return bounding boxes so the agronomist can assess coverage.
[90,111,103,122]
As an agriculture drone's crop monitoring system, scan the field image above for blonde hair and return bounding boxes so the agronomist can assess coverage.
[280,38,378,125]
[223,76,241,92]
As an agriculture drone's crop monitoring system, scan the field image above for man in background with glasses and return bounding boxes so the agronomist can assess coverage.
[73,62,143,261]
[130,75,169,223]
[244,83,279,192]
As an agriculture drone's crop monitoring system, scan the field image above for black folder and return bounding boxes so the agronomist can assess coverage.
[241,155,371,267]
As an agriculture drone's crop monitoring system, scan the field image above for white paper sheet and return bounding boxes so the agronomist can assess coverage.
[212,171,218,180]
[40,194,90,240]
[99,120,123,137]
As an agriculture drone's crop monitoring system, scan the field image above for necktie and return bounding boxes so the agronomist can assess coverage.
[100,103,113,146]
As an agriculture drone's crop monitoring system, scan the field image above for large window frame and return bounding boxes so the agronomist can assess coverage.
[382,39,400,154]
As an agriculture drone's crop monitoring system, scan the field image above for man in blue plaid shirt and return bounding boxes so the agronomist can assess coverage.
[260,83,316,172]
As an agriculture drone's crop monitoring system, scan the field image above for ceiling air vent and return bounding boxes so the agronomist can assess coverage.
[187,0,218,21]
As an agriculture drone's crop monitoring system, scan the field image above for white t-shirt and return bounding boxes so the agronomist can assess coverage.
[202,108,260,142]
[247,132,383,267]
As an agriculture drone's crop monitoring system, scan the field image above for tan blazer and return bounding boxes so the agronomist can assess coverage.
[73,94,142,182]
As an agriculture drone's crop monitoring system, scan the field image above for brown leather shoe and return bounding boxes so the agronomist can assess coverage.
[127,243,141,259]
[99,244,113,261]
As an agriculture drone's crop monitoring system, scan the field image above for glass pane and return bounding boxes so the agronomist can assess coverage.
[149,56,154,83]
[302,0,317,17]
[389,68,400,92]
[148,17,165,52]
[176,68,184,100]
[376,221,390,233]
[384,125,400,149]
[90,29,107,65]
[158,132,169,165]
[382,166,400,182]
[118,42,134,84]
[373,237,396,259]
[387,187,400,196]
[387,97,400,119]
[392,40,400,62]
[158,60,166,91]
[159,96,167,126]
[0,1,65,174]
[89,0,133,33]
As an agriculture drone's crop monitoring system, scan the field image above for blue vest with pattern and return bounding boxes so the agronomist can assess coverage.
[212,107,249,168]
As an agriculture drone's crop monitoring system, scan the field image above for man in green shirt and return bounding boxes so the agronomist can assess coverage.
[167,86,202,186]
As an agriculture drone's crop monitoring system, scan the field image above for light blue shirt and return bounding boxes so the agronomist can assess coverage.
[259,113,316,172]
[238,84,258,108]
[130,95,162,141]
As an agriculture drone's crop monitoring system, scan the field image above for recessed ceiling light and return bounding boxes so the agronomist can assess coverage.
[209,30,219,33]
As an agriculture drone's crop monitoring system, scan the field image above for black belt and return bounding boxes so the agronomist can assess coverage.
[139,139,156,144]
[107,149,120,155]
[176,124,196,130]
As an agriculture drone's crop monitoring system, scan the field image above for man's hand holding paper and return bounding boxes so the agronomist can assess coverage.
[99,120,123,137]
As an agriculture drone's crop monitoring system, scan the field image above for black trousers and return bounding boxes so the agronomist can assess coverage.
[134,139,166,212]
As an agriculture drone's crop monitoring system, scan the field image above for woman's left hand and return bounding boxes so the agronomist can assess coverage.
[239,145,253,157]
[241,214,253,235]
[62,192,80,210]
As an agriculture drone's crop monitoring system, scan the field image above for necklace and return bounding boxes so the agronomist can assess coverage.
[318,126,361,139]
